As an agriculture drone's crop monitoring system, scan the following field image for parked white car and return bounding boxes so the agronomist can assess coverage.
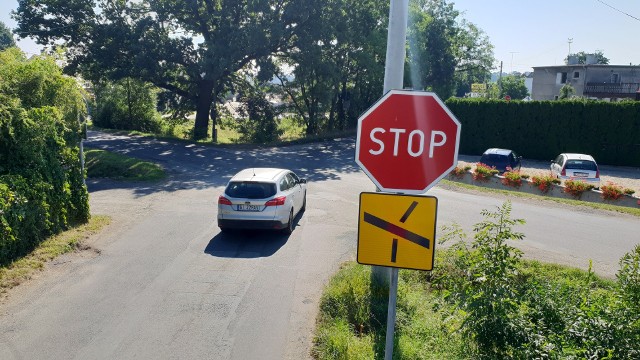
[217,168,307,234]
[550,153,600,188]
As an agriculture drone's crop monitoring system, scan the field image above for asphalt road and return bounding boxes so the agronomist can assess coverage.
[1,131,639,360]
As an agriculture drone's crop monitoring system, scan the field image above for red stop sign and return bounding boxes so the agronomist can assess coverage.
[355,90,461,194]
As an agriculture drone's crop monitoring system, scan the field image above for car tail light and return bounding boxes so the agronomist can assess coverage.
[265,196,286,206]
[561,167,566,176]
[595,167,600,178]
[218,196,232,205]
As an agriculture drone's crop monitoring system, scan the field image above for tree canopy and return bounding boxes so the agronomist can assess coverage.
[14,0,316,141]
[499,75,529,100]
[0,21,16,51]
[407,0,494,98]
[14,0,495,138]
[565,51,610,65]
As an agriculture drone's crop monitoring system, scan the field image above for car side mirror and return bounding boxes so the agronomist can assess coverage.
[299,178,307,184]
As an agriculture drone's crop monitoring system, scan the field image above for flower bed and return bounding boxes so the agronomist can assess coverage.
[447,166,639,208]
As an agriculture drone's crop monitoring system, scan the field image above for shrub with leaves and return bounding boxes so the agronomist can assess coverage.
[93,78,163,133]
[232,86,282,144]
[607,246,640,358]
[531,173,561,193]
[600,182,625,201]
[0,49,89,265]
[501,168,523,188]
[472,162,498,181]
[563,179,595,198]
[449,165,471,178]
[440,202,530,356]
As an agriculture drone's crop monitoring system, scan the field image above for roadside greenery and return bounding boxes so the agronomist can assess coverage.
[93,78,163,133]
[0,215,110,295]
[85,149,166,181]
[0,48,89,266]
[314,202,640,359]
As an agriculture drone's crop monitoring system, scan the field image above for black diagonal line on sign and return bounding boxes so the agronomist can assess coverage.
[363,212,430,249]
[399,201,418,223]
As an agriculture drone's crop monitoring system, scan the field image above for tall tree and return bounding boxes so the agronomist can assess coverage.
[14,0,314,141]
[407,0,494,98]
[0,21,16,50]
[452,20,494,97]
[274,0,387,135]
[499,75,529,100]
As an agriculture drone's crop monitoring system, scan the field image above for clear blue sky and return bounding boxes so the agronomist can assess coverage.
[2,0,639,73]
[453,0,640,73]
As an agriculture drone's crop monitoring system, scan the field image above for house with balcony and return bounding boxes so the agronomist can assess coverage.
[531,55,640,101]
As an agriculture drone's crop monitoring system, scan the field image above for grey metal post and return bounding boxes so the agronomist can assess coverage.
[384,268,399,360]
[378,2,407,358]
[372,0,409,287]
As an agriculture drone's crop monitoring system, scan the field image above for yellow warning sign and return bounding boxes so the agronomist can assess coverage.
[357,192,437,271]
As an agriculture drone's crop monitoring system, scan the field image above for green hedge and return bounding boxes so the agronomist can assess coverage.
[445,98,640,166]
[0,49,89,265]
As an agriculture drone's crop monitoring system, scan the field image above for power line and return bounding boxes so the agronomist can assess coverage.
[595,0,640,22]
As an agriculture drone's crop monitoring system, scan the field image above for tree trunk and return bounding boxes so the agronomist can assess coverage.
[210,102,218,143]
[194,80,215,140]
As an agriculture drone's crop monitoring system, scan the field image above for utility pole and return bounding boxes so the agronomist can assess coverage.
[498,61,503,95]
[509,52,518,73]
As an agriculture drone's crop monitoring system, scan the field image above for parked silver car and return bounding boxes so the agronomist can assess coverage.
[550,153,600,188]
[217,168,307,233]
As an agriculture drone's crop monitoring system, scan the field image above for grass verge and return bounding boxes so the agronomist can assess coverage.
[440,179,640,217]
[313,259,616,360]
[313,262,471,360]
[0,216,111,294]
[85,149,166,181]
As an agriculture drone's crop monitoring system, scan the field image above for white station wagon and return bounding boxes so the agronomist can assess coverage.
[217,168,307,234]
[550,153,600,188]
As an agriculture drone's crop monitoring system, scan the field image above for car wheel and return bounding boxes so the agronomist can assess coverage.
[301,191,307,212]
[283,209,294,234]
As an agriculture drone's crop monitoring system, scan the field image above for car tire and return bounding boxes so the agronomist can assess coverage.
[283,209,294,234]
[301,191,307,212]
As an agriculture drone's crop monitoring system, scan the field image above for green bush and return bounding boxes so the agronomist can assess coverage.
[230,89,282,144]
[93,78,163,133]
[438,201,640,358]
[0,49,89,265]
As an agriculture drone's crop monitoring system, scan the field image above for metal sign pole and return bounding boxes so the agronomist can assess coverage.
[384,267,399,360]
[381,1,407,358]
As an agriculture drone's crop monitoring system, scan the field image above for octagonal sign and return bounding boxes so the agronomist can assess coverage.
[355,90,461,194]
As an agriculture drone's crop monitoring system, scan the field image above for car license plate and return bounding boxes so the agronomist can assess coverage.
[238,204,260,211]
[574,172,588,177]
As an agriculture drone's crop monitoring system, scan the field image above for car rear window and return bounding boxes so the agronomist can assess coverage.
[565,160,597,171]
[481,154,508,164]
[225,181,277,199]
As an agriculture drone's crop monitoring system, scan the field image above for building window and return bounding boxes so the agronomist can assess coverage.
[611,73,620,83]
[556,72,568,84]
[573,71,580,78]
